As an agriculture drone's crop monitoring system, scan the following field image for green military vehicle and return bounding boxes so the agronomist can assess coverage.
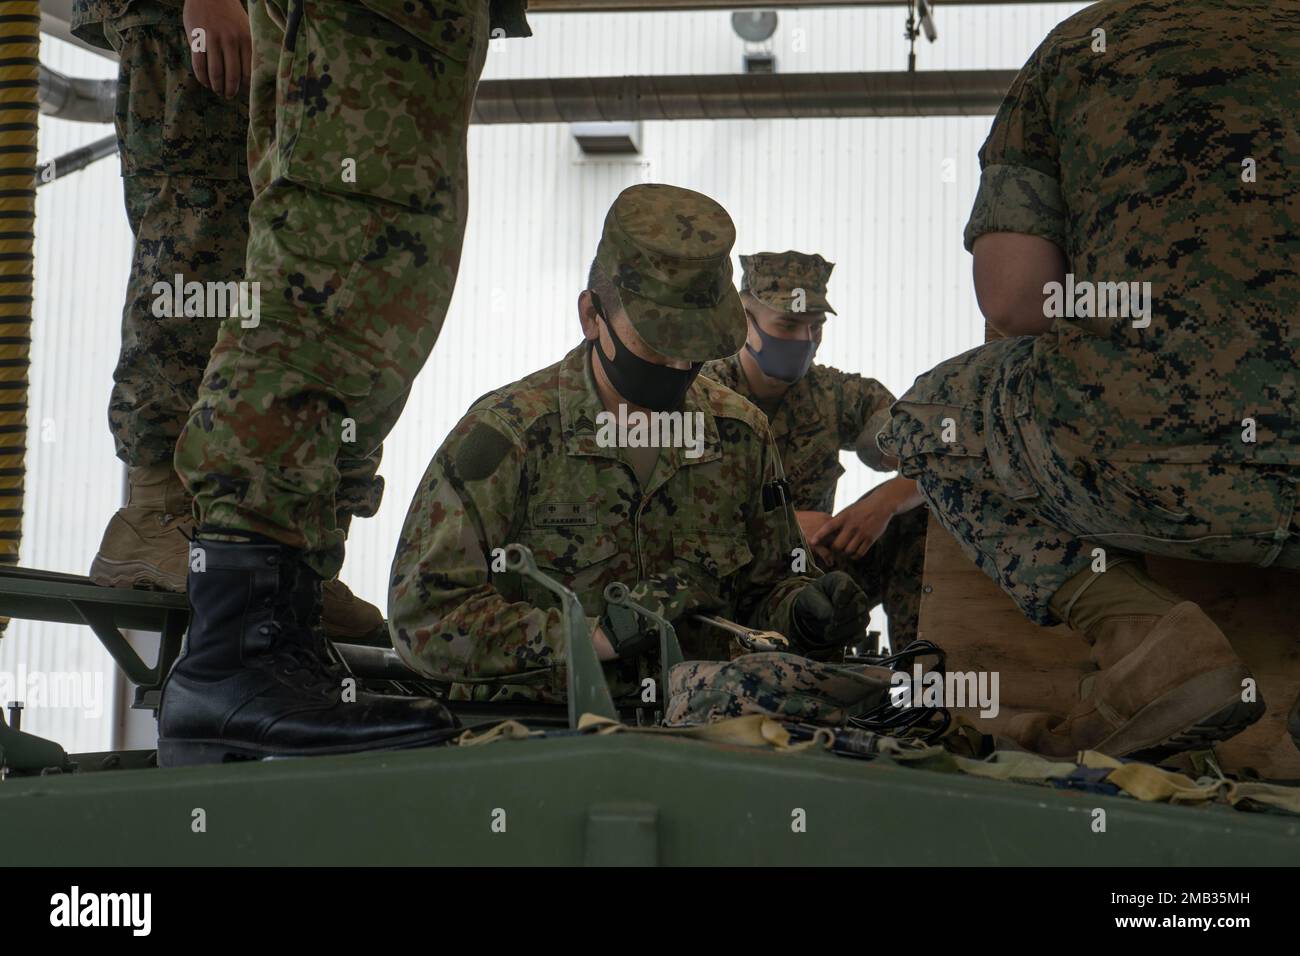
[2,0,1297,870]
[2,543,1297,866]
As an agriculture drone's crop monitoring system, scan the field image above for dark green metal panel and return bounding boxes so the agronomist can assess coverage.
[1,735,1295,865]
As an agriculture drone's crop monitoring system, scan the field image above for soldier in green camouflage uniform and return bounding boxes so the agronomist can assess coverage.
[153,0,530,766]
[388,185,869,702]
[73,0,394,639]
[875,0,1299,760]
[704,252,928,647]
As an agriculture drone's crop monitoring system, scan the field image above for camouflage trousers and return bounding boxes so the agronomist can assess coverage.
[879,337,1300,625]
[828,504,927,647]
[103,4,251,471]
[104,2,382,527]
[174,0,490,577]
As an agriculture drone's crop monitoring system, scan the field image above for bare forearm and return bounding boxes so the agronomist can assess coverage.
[864,475,924,515]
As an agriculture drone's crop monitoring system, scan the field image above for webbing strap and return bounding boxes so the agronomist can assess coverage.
[578,712,836,753]
[451,715,1300,816]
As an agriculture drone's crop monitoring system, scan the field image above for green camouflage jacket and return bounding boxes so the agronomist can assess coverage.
[71,0,530,52]
[702,354,896,513]
[963,0,1299,465]
[388,344,815,702]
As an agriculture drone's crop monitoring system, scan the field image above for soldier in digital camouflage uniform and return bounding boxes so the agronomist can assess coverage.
[150,0,531,766]
[388,184,869,703]
[875,0,1300,759]
[73,0,399,640]
[703,252,928,648]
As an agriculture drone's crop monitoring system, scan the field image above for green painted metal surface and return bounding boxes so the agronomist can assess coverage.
[1,734,1295,865]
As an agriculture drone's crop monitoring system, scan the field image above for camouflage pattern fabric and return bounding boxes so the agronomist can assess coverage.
[71,0,181,51]
[387,345,817,703]
[740,250,837,315]
[96,0,383,524]
[958,0,1299,466]
[100,2,251,472]
[665,652,894,726]
[704,357,895,515]
[71,0,532,50]
[174,0,495,578]
[704,354,925,644]
[882,340,1300,625]
[594,184,747,362]
[878,0,1300,624]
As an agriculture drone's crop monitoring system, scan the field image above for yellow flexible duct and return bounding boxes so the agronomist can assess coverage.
[0,1,39,630]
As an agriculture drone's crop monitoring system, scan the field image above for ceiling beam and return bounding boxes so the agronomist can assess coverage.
[528,0,1069,10]
[471,69,1015,122]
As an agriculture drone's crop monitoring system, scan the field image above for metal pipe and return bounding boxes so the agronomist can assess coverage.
[472,69,1014,123]
[24,70,1014,187]
[37,64,114,124]
[334,643,423,682]
[35,133,117,186]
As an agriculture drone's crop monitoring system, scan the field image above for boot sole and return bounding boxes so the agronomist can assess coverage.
[1098,665,1266,763]
[156,726,462,768]
[89,555,186,592]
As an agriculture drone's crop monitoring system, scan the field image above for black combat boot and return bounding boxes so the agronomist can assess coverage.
[157,532,459,767]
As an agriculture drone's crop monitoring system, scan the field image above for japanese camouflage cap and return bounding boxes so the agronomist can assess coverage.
[595,183,747,362]
[740,250,837,315]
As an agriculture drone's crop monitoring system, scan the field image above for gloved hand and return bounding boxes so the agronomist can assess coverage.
[790,572,870,656]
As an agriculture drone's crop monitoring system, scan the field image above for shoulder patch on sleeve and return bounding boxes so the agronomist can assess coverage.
[455,422,515,481]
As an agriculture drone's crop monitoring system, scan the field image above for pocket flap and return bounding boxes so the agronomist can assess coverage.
[674,530,754,578]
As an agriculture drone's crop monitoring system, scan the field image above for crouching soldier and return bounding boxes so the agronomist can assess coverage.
[704,251,928,648]
[876,0,1300,760]
[388,184,869,702]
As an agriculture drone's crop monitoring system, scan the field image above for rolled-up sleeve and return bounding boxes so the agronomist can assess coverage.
[964,41,1067,253]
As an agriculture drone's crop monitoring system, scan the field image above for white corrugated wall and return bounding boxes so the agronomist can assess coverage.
[1,2,1089,754]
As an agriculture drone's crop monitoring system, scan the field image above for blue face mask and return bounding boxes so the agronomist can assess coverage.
[744,312,817,384]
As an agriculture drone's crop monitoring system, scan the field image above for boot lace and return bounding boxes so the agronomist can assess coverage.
[258,614,345,697]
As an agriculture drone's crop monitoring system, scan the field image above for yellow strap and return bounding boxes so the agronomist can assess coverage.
[1076,750,1300,814]
[953,750,1079,782]
[454,720,537,746]
[581,712,834,752]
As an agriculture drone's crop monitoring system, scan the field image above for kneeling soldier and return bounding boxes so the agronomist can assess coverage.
[389,184,868,701]
[704,251,928,648]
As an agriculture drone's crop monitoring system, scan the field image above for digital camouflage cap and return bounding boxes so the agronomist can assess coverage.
[740,250,837,315]
[595,183,747,362]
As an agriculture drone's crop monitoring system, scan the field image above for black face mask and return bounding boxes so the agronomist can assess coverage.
[590,295,702,412]
[745,311,818,384]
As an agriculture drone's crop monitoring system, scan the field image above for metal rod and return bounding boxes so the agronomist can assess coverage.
[35,133,117,186]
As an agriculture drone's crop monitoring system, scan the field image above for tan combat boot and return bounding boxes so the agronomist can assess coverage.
[320,577,386,644]
[90,462,192,591]
[1008,602,1265,762]
[92,464,386,637]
